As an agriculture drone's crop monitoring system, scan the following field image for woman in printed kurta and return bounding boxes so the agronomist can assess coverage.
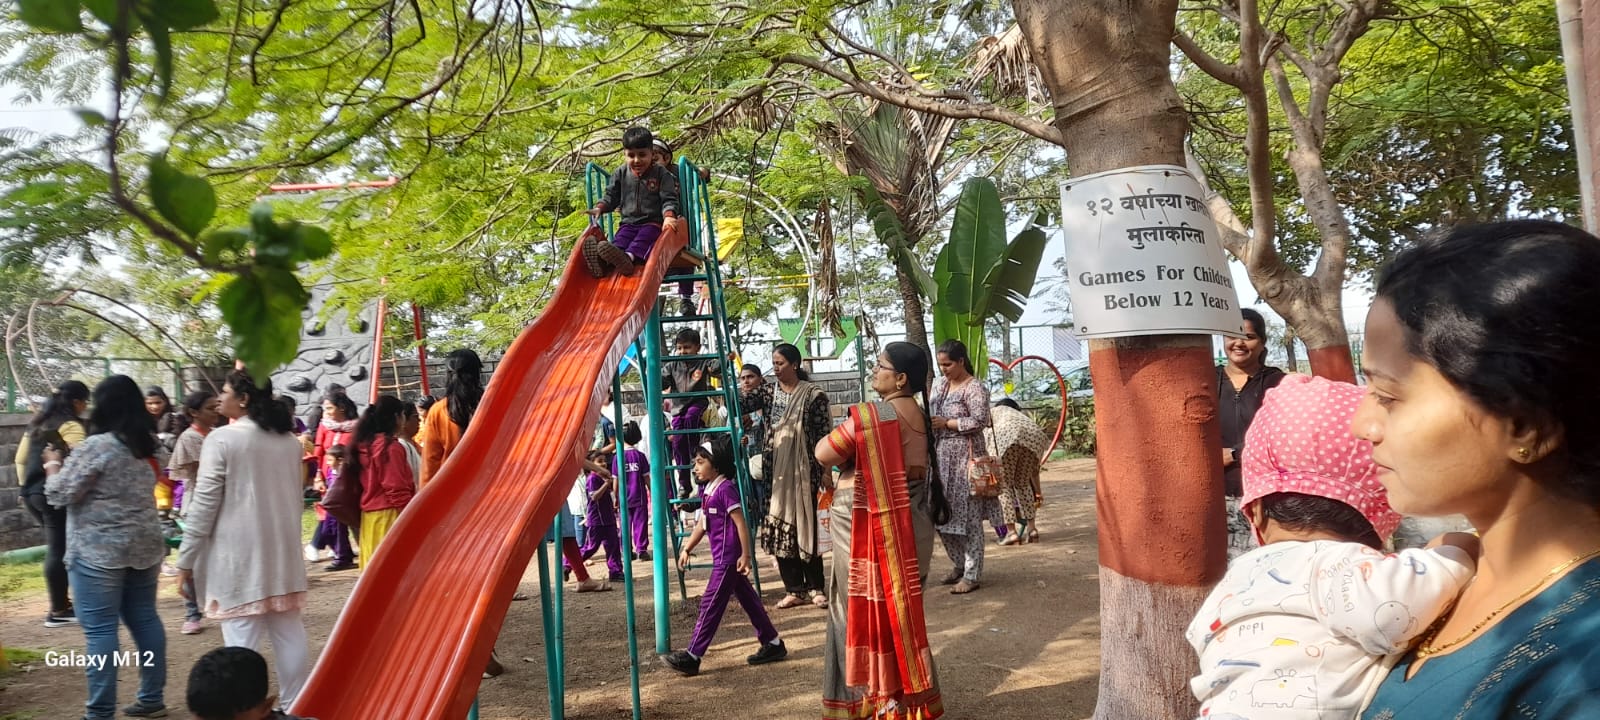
[744,344,833,609]
[984,400,1049,544]
[930,340,994,594]
[815,342,943,719]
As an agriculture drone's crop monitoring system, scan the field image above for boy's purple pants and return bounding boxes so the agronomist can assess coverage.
[628,503,650,554]
[312,516,355,565]
[688,562,778,657]
[579,522,623,576]
[670,406,704,498]
[611,223,663,262]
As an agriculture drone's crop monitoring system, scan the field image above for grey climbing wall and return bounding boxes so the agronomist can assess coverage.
[271,283,377,418]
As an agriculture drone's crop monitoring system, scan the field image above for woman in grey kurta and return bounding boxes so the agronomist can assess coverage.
[930,339,995,594]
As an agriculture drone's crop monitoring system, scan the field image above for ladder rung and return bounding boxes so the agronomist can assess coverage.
[659,314,717,323]
[667,353,725,363]
[664,426,731,437]
[664,389,726,400]
[662,273,709,283]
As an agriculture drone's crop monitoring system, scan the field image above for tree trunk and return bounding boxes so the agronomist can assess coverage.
[894,263,930,352]
[1014,1,1224,718]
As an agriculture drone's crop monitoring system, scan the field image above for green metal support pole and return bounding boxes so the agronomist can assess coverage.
[643,307,673,654]
[466,698,479,720]
[535,540,560,719]
[611,372,643,720]
[552,517,566,718]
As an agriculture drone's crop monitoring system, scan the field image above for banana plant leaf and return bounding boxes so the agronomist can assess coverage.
[971,210,1049,325]
[941,177,1006,316]
[932,244,988,380]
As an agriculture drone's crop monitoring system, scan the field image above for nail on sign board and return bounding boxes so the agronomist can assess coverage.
[1059,165,1245,339]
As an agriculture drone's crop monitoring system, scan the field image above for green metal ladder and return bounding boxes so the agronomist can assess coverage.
[583,158,763,610]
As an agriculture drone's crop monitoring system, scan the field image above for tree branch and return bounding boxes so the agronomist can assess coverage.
[1173,30,1242,86]
[774,54,1061,144]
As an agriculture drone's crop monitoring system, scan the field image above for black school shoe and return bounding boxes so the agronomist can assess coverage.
[747,640,788,666]
[660,650,700,677]
[122,700,169,717]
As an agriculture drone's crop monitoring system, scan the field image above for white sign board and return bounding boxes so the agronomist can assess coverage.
[1059,165,1244,339]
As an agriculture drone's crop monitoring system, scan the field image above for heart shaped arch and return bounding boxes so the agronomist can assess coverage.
[988,355,1069,467]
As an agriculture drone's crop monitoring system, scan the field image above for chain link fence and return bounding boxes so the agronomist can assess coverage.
[3,356,187,413]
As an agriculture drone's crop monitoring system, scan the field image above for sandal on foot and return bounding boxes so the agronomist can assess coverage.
[1000,534,1021,546]
[511,591,531,601]
[950,580,980,595]
[575,578,610,593]
[940,569,962,586]
[776,593,806,609]
[811,592,829,609]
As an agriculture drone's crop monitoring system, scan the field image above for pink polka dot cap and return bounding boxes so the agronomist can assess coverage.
[1238,373,1401,542]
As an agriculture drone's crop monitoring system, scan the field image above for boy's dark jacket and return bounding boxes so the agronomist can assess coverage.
[599,164,679,225]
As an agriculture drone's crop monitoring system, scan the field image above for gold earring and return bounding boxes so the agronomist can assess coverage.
[1517,447,1532,461]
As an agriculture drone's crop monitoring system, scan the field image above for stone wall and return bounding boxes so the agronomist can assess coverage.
[0,413,39,551]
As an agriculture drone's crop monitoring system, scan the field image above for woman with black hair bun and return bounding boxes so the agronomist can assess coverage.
[1353,221,1600,717]
[744,343,832,610]
[815,341,944,718]
[175,369,310,709]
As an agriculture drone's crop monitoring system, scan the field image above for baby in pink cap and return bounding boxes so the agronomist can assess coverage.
[1186,375,1479,719]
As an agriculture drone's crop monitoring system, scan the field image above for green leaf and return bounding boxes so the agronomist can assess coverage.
[291,224,333,261]
[147,0,218,30]
[200,230,249,265]
[218,268,309,377]
[82,0,115,25]
[146,21,173,101]
[943,177,1006,315]
[148,155,215,238]
[975,211,1049,323]
[73,109,106,127]
[18,0,83,33]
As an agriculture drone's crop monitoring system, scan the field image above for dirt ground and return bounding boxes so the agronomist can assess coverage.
[1,458,1102,719]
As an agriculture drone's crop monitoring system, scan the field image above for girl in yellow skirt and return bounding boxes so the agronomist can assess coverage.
[344,396,415,565]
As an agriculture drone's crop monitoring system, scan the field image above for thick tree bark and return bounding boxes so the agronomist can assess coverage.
[1014,1,1224,717]
[894,263,930,352]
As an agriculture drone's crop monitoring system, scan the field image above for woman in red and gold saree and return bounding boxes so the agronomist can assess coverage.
[815,342,947,719]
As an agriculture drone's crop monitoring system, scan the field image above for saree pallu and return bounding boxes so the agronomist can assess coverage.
[822,402,943,719]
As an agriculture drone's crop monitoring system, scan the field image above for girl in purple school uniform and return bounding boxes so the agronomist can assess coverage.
[621,421,651,561]
[660,437,787,676]
[579,450,625,582]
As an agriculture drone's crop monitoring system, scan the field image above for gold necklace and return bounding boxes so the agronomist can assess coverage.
[1415,546,1600,659]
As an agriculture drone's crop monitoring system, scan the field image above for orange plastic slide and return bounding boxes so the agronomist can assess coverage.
[293,225,687,719]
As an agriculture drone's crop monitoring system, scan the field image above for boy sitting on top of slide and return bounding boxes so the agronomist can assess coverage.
[584,126,681,278]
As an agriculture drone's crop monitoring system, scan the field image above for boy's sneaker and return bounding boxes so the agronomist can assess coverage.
[660,650,700,677]
[44,609,77,628]
[121,701,169,717]
[678,295,696,316]
[181,619,204,635]
[608,572,626,582]
[580,232,610,278]
[597,241,636,276]
[747,640,788,666]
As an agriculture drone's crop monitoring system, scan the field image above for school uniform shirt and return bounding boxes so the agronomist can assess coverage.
[584,471,617,527]
[663,358,718,413]
[598,163,679,225]
[623,448,650,508]
[1185,540,1474,720]
[698,477,743,567]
